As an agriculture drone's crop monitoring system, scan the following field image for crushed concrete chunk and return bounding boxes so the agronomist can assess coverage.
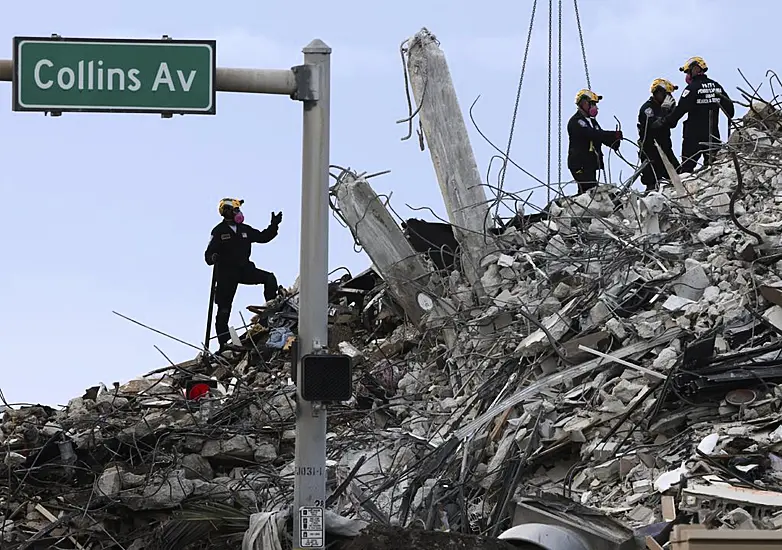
[201,435,256,460]
[698,224,725,244]
[673,259,710,301]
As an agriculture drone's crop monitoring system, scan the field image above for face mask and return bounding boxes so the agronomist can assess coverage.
[233,211,245,224]
[685,73,692,85]
[588,105,598,117]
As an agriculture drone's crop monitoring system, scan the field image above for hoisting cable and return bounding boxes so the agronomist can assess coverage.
[557,0,563,190]
[573,0,591,90]
[496,0,538,219]
[547,0,553,203]
[573,0,602,183]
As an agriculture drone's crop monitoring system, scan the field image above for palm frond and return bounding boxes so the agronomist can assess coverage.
[156,501,251,550]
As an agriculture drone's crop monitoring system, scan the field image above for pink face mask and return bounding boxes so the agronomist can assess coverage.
[685,73,692,85]
[233,211,245,224]
[588,105,598,117]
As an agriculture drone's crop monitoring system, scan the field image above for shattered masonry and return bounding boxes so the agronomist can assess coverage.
[5,67,782,550]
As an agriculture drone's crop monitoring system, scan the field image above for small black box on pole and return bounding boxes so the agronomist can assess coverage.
[300,353,352,402]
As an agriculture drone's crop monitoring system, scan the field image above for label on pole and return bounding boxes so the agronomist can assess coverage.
[12,36,216,115]
[298,506,324,548]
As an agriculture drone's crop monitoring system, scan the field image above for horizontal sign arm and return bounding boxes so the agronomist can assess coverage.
[0,59,298,96]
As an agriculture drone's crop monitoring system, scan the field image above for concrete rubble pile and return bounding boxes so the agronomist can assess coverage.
[4,107,782,549]
[323,101,782,542]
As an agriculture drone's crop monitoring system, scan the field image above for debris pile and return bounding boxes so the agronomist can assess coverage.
[5,68,782,550]
[323,100,782,539]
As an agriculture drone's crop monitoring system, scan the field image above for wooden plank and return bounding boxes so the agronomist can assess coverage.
[405,28,496,293]
[654,140,689,203]
[332,170,433,327]
[661,495,677,522]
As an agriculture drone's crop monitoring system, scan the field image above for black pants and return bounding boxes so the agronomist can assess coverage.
[214,263,278,346]
[679,134,717,174]
[640,145,680,191]
[571,168,598,194]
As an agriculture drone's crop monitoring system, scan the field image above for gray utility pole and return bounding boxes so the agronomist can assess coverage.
[0,37,332,550]
[294,39,331,549]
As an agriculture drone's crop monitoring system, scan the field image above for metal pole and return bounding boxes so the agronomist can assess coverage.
[0,59,11,81]
[294,39,331,550]
[202,263,218,353]
[1,39,333,547]
[0,59,298,95]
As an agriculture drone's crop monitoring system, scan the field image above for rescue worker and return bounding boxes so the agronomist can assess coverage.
[567,89,623,194]
[658,56,735,173]
[205,198,283,350]
[638,78,681,192]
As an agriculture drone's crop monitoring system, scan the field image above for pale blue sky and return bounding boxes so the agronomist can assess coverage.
[0,0,773,406]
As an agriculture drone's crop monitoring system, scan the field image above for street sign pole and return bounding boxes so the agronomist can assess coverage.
[294,39,331,550]
[0,35,333,550]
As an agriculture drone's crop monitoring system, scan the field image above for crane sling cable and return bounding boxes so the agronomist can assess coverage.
[497,0,593,216]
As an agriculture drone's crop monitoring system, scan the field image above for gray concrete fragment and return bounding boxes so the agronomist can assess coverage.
[605,318,627,339]
[652,347,678,372]
[125,471,194,510]
[96,466,123,498]
[254,442,278,462]
[588,300,612,326]
[553,282,572,299]
[673,259,710,301]
[703,285,720,302]
[698,224,725,244]
[201,435,256,460]
[182,454,214,481]
[662,295,694,312]
[612,379,644,404]
[515,304,573,357]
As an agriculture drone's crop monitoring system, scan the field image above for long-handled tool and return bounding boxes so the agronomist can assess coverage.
[203,263,218,355]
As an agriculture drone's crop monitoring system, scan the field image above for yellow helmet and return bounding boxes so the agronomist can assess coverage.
[650,78,678,94]
[218,197,244,216]
[679,56,707,73]
[575,88,602,105]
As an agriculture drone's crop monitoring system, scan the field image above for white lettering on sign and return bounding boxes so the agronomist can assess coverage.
[178,69,197,91]
[152,62,198,92]
[152,62,174,91]
[128,70,141,91]
[30,59,191,93]
[34,59,54,89]
[299,506,324,548]
[57,67,75,90]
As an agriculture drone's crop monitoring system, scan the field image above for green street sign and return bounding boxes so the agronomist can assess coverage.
[12,36,216,115]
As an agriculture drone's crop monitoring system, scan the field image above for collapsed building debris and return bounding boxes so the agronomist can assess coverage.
[404,27,498,293]
[5,30,782,550]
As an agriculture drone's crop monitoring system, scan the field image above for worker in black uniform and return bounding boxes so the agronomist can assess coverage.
[567,89,623,194]
[205,198,283,350]
[658,56,735,173]
[638,78,681,192]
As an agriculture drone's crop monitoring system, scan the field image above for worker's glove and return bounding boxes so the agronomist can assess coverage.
[612,130,622,150]
[271,211,283,226]
[209,253,219,265]
[662,95,676,112]
[651,117,667,130]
